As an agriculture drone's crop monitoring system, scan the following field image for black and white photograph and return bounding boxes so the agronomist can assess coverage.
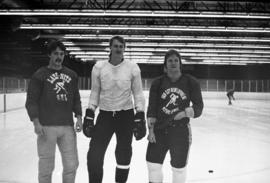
[1,0,270,183]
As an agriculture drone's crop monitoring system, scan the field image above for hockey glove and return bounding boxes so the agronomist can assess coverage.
[83,108,95,138]
[133,112,146,140]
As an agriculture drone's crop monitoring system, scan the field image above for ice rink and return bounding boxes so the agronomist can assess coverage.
[1,92,270,183]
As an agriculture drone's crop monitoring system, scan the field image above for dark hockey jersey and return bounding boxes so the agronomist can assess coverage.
[147,74,203,128]
[25,66,82,126]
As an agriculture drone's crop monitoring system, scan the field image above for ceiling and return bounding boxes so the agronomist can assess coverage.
[1,0,270,66]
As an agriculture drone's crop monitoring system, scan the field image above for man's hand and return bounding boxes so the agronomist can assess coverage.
[147,128,156,143]
[75,116,83,132]
[147,117,156,143]
[147,117,156,129]
[33,118,44,136]
[174,111,187,120]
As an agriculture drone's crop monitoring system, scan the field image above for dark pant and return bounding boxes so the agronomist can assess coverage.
[146,123,192,168]
[227,94,235,104]
[87,109,134,183]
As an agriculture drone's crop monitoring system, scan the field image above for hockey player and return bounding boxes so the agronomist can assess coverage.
[83,36,146,183]
[146,49,204,183]
[25,40,82,183]
[226,88,235,105]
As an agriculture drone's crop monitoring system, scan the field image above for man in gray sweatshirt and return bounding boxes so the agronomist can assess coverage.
[25,40,82,183]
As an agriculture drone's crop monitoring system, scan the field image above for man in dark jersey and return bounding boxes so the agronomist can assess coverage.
[25,40,82,183]
[146,49,203,183]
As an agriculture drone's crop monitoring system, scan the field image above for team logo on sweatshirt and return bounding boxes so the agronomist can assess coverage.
[161,87,186,115]
[47,72,71,101]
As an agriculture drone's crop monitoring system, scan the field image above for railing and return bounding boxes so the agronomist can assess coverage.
[142,78,270,92]
[1,77,270,93]
[198,79,270,92]
[0,77,29,94]
[1,76,270,113]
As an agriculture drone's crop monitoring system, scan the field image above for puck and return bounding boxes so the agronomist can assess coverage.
[208,170,214,173]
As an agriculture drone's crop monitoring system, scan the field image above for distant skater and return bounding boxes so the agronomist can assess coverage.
[226,88,235,105]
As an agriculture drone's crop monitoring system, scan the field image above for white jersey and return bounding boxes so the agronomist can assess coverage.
[88,60,145,112]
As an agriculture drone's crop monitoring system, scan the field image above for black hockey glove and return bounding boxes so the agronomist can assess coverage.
[83,109,95,138]
[133,112,146,141]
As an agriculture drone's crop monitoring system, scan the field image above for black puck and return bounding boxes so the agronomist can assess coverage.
[208,170,214,173]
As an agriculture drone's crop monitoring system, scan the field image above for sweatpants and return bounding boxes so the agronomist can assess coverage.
[37,126,79,183]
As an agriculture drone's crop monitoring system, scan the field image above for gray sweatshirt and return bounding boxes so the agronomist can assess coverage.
[25,66,82,126]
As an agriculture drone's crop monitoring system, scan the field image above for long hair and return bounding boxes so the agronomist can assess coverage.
[109,36,125,47]
[109,36,125,59]
[163,49,182,72]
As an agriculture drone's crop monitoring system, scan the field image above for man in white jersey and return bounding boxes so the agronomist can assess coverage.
[82,36,146,183]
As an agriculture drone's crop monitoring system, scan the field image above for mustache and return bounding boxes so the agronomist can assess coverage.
[55,59,62,62]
